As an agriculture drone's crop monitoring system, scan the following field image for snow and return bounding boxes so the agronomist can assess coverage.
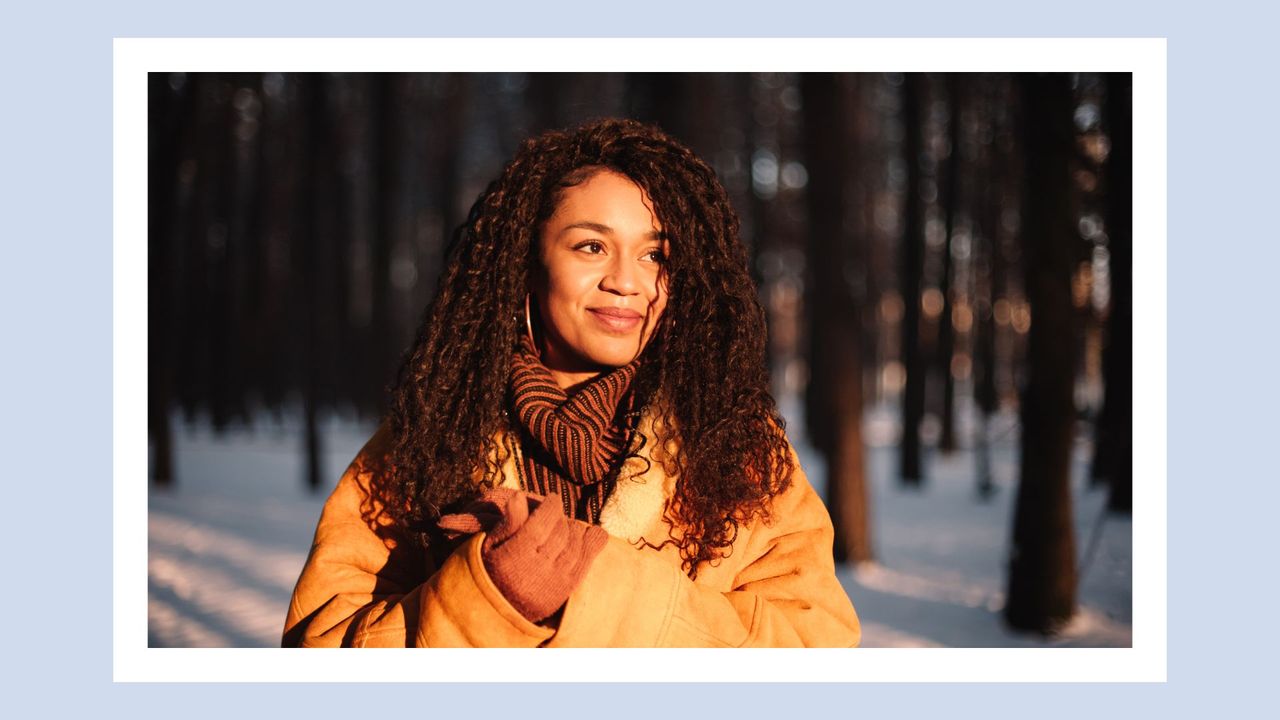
[148,412,375,648]
[813,402,1132,648]
[147,401,1131,648]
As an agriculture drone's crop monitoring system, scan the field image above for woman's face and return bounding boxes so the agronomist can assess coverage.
[533,169,669,387]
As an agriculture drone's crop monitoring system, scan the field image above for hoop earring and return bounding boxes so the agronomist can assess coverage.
[524,293,541,358]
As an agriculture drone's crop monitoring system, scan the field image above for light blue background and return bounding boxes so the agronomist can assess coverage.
[5,0,1267,714]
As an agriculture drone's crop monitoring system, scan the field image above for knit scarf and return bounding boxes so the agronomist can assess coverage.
[507,336,642,523]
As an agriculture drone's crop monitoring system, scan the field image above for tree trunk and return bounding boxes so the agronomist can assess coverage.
[939,75,963,453]
[1003,74,1080,634]
[1092,73,1133,514]
[973,78,999,500]
[801,73,873,563]
[207,77,237,430]
[298,74,327,492]
[899,73,926,486]
[149,72,187,486]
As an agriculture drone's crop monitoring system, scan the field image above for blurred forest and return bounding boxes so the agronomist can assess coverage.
[147,71,1132,636]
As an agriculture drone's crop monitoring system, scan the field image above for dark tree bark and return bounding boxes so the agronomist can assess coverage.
[972,76,1003,501]
[225,74,265,429]
[801,73,873,564]
[851,80,881,434]
[254,72,293,415]
[938,75,963,454]
[899,73,926,486]
[178,78,218,421]
[296,74,329,493]
[149,73,192,486]
[1092,73,1133,514]
[1003,74,1080,634]
[241,77,270,417]
[207,78,237,430]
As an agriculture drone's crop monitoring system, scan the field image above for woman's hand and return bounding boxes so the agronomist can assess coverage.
[438,489,608,623]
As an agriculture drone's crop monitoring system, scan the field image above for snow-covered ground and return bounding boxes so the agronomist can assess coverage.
[147,401,1131,648]
[148,413,376,648]
[837,409,1131,648]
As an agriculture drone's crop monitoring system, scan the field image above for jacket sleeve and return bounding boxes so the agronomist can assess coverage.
[281,428,554,648]
[547,453,861,648]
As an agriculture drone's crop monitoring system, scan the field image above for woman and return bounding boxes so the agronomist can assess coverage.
[282,118,861,647]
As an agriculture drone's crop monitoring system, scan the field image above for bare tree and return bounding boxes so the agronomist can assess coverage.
[938,75,964,453]
[801,73,873,563]
[1092,73,1133,514]
[1003,74,1080,634]
[148,73,194,486]
[970,75,1013,501]
[899,73,927,486]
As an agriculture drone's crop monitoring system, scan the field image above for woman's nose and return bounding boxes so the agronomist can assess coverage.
[600,257,640,295]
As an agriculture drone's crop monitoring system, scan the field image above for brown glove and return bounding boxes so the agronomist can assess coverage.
[437,487,523,538]
[438,488,608,624]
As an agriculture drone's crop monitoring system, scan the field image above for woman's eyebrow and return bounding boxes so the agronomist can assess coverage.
[561,221,614,236]
[559,221,664,240]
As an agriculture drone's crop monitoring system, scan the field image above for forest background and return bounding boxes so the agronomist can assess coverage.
[146,70,1134,649]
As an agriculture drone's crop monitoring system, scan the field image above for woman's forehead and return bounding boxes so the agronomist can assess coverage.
[546,170,663,236]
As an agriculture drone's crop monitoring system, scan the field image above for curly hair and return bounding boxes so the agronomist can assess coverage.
[370,117,794,577]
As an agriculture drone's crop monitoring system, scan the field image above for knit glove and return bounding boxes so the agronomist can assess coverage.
[436,487,524,538]
[438,488,608,623]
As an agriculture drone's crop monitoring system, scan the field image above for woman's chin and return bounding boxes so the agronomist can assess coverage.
[543,331,650,373]
[587,352,639,369]
[581,340,645,369]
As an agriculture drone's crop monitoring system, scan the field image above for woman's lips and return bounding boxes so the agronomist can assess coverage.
[587,307,642,332]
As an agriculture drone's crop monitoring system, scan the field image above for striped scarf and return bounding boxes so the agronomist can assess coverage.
[507,336,642,523]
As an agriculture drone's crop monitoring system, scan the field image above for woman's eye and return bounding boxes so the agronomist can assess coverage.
[643,249,667,263]
[575,241,605,254]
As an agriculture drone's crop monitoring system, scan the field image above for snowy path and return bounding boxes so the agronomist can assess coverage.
[147,406,1131,648]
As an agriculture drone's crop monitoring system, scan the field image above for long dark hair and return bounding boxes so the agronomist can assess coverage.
[370,117,794,577]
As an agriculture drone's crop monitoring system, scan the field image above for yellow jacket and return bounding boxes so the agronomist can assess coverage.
[282,415,861,647]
